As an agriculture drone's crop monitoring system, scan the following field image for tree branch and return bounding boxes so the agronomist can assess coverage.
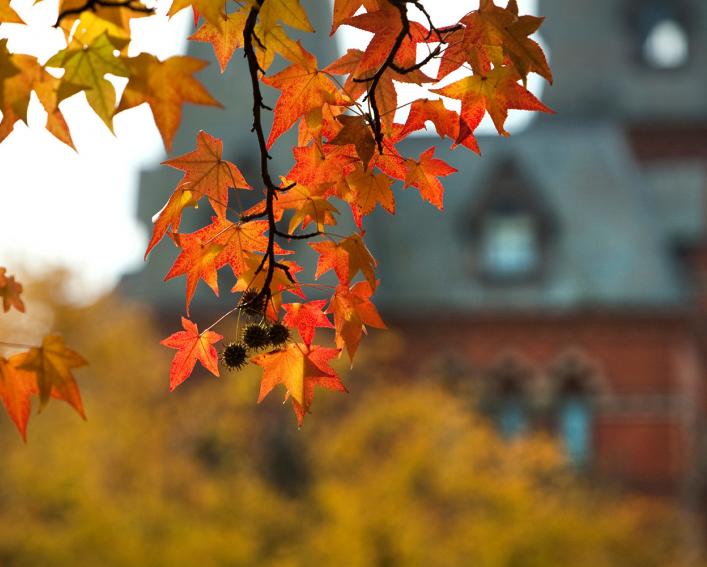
[55,0,154,26]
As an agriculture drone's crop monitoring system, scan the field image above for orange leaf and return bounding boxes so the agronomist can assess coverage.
[403,147,457,210]
[189,9,248,72]
[310,233,377,288]
[329,281,386,362]
[0,356,35,441]
[432,65,552,138]
[162,130,251,218]
[14,334,87,418]
[0,267,24,313]
[161,317,223,391]
[398,98,480,154]
[164,220,226,314]
[282,300,333,345]
[252,343,345,425]
[342,167,395,229]
[145,184,200,258]
[116,53,221,152]
[262,45,342,148]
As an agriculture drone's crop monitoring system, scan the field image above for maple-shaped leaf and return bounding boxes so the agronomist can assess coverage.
[15,334,87,417]
[232,254,303,320]
[273,177,339,233]
[257,0,312,33]
[46,32,129,130]
[282,300,334,345]
[164,221,226,314]
[329,281,386,362]
[288,144,359,187]
[398,98,479,154]
[330,0,378,35]
[0,40,75,147]
[341,166,395,229]
[0,267,24,313]
[403,147,457,210]
[162,130,250,218]
[189,8,248,73]
[116,53,221,151]
[161,317,222,391]
[433,66,552,138]
[0,0,23,24]
[145,184,200,258]
[55,0,151,42]
[216,218,290,277]
[310,233,377,288]
[262,45,342,148]
[341,2,429,77]
[168,0,224,27]
[0,356,35,441]
[444,0,552,84]
[329,114,376,170]
[252,342,345,425]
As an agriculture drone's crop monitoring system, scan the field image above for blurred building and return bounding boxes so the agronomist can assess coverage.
[122,0,707,506]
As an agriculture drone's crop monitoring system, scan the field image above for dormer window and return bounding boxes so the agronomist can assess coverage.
[481,207,539,277]
[466,160,556,283]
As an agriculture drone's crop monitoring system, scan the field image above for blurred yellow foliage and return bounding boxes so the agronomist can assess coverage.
[0,290,701,566]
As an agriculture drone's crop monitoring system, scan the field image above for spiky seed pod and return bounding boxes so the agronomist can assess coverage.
[268,322,290,346]
[242,323,271,349]
[222,343,248,370]
[238,289,266,316]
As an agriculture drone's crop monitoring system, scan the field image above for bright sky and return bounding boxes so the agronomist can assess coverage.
[0,0,542,301]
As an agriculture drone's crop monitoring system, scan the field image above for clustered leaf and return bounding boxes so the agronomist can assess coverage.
[0,0,553,432]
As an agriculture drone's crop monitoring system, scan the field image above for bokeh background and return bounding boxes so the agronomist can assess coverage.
[3,0,707,565]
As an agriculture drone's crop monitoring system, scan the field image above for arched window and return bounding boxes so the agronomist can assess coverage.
[557,378,592,467]
[549,355,600,468]
[484,356,533,440]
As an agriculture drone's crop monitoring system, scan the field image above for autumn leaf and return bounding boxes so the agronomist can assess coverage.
[310,233,377,288]
[0,40,75,146]
[273,177,339,233]
[262,45,343,148]
[168,0,224,27]
[116,53,221,151]
[288,144,359,187]
[0,0,23,24]
[252,342,345,425]
[15,334,87,418]
[0,267,24,313]
[257,0,312,33]
[283,300,334,345]
[443,0,552,84]
[341,166,395,229]
[189,8,249,72]
[433,65,552,138]
[329,281,385,362]
[46,32,129,130]
[145,184,200,258]
[403,147,457,210]
[398,98,479,154]
[161,317,223,391]
[0,357,35,441]
[162,130,250,218]
[56,0,151,40]
[329,114,376,170]
[164,221,226,314]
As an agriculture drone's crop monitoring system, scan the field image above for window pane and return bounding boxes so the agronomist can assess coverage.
[559,397,592,466]
[481,213,538,276]
[497,398,528,439]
